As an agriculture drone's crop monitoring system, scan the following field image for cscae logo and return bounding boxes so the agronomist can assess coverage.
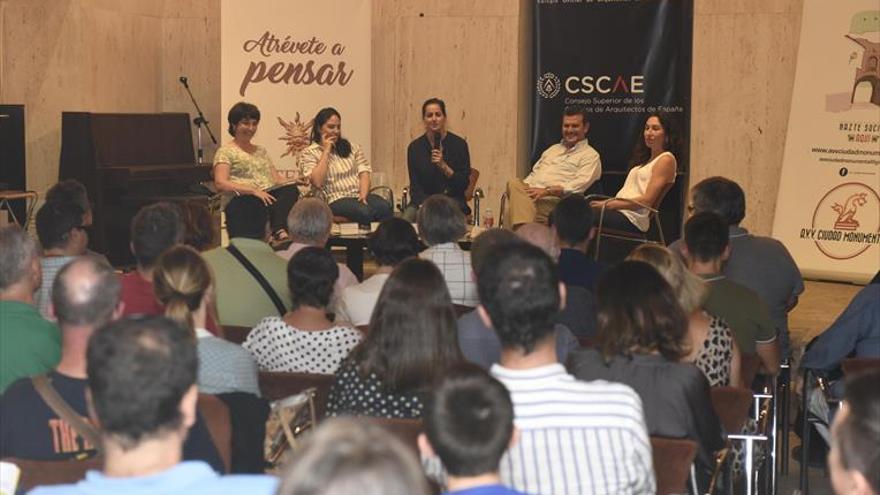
[537,72,561,99]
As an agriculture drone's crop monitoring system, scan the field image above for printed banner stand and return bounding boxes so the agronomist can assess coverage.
[773,2,880,284]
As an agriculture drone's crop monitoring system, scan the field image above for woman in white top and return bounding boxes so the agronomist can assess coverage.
[300,107,393,225]
[245,246,362,374]
[336,218,423,326]
[590,112,679,234]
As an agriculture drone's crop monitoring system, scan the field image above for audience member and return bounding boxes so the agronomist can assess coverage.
[670,177,804,357]
[203,195,290,326]
[420,364,526,495]
[337,217,422,326]
[34,200,89,316]
[683,211,780,375]
[828,370,880,495]
[154,245,260,396]
[120,202,185,317]
[566,261,723,489]
[418,194,479,307]
[479,243,654,495]
[276,198,358,310]
[28,316,275,494]
[44,179,110,265]
[245,247,362,374]
[513,222,558,260]
[179,200,217,251]
[327,258,462,419]
[550,195,604,291]
[629,244,741,387]
[0,260,222,471]
[457,229,578,369]
[277,418,429,495]
[0,226,60,393]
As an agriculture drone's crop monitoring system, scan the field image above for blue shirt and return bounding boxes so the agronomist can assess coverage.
[801,284,880,371]
[445,484,531,495]
[557,248,604,291]
[28,461,277,495]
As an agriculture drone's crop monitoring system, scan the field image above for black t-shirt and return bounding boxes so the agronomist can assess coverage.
[406,132,471,207]
[0,371,223,472]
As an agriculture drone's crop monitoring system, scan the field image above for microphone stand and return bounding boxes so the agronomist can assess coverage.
[178,77,217,166]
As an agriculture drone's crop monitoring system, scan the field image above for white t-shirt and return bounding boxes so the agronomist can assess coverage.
[335,273,391,326]
[616,151,676,232]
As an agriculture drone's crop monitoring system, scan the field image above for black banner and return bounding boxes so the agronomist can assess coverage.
[531,0,693,185]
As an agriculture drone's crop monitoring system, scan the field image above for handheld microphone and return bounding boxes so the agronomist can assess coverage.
[432,131,441,151]
[179,76,188,86]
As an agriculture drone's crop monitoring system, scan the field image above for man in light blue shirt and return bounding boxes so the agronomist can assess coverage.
[29,316,277,495]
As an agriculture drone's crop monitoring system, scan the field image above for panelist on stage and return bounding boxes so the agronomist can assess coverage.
[300,107,392,225]
[505,106,601,228]
[404,98,471,221]
[213,101,300,244]
[590,112,679,234]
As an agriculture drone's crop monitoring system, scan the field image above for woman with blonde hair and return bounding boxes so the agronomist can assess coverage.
[153,245,260,396]
[628,244,741,387]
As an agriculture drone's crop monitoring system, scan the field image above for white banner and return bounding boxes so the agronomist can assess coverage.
[773,1,880,284]
[220,0,371,180]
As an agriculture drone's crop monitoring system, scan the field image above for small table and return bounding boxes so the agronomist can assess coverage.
[328,233,473,281]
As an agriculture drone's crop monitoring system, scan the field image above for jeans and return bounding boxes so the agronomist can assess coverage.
[330,194,393,225]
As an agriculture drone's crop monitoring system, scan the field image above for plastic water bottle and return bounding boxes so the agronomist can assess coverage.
[483,208,494,228]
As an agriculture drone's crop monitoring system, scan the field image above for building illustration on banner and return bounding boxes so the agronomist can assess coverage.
[828,10,879,112]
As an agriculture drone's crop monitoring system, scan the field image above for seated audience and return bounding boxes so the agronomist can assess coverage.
[120,202,184,317]
[479,243,654,495]
[629,244,741,387]
[683,211,779,375]
[154,245,260,396]
[327,258,462,419]
[513,222,558,260]
[203,195,290,326]
[44,179,109,264]
[179,199,218,251]
[550,195,604,291]
[337,217,422,326]
[828,370,880,495]
[276,198,358,307]
[419,364,526,495]
[418,194,479,307]
[28,316,275,494]
[670,177,803,357]
[34,200,89,316]
[566,261,723,489]
[245,247,362,374]
[277,418,429,495]
[0,226,60,393]
[457,228,578,369]
[0,259,222,471]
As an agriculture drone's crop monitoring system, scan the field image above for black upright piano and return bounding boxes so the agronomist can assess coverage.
[59,112,213,267]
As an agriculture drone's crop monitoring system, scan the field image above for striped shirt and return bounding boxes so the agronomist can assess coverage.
[491,363,654,495]
[300,142,371,204]
[36,256,78,317]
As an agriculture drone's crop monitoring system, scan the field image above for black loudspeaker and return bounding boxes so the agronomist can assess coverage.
[0,105,27,221]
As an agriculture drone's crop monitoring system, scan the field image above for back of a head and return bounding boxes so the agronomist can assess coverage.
[684,211,729,263]
[152,245,212,332]
[834,370,880,494]
[0,225,38,291]
[470,228,520,275]
[178,200,217,251]
[86,316,197,449]
[52,257,120,328]
[424,363,514,477]
[550,195,593,246]
[515,223,559,260]
[224,195,268,240]
[288,246,339,310]
[691,177,745,225]
[46,179,90,214]
[287,198,333,245]
[358,258,461,391]
[628,244,706,314]
[131,202,184,269]
[36,200,85,252]
[476,242,559,354]
[368,217,422,267]
[278,418,429,495]
[417,195,466,246]
[596,261,687,362]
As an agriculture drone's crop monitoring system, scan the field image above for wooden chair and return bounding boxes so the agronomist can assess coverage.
[587,182,674,261]
[222,325,252,345]
[0,456,102,492]
[710,387,753,433]
[841,357,880,376]
[198,393,232,473]
[649,436,698,495]
[258,371,335,421]
[364,417,423,456]
[739,353,761,389]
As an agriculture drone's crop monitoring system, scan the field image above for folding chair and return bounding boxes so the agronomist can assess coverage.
[0,190,38,229]
[587,183,673,261]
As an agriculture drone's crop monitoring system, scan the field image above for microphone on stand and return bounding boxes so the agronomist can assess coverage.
[179,76,189,87]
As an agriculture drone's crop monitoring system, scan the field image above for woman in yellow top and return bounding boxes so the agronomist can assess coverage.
[213,101,300,243]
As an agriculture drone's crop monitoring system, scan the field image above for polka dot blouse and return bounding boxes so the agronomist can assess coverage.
[326,360,424,419]
[243,316,363,374]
